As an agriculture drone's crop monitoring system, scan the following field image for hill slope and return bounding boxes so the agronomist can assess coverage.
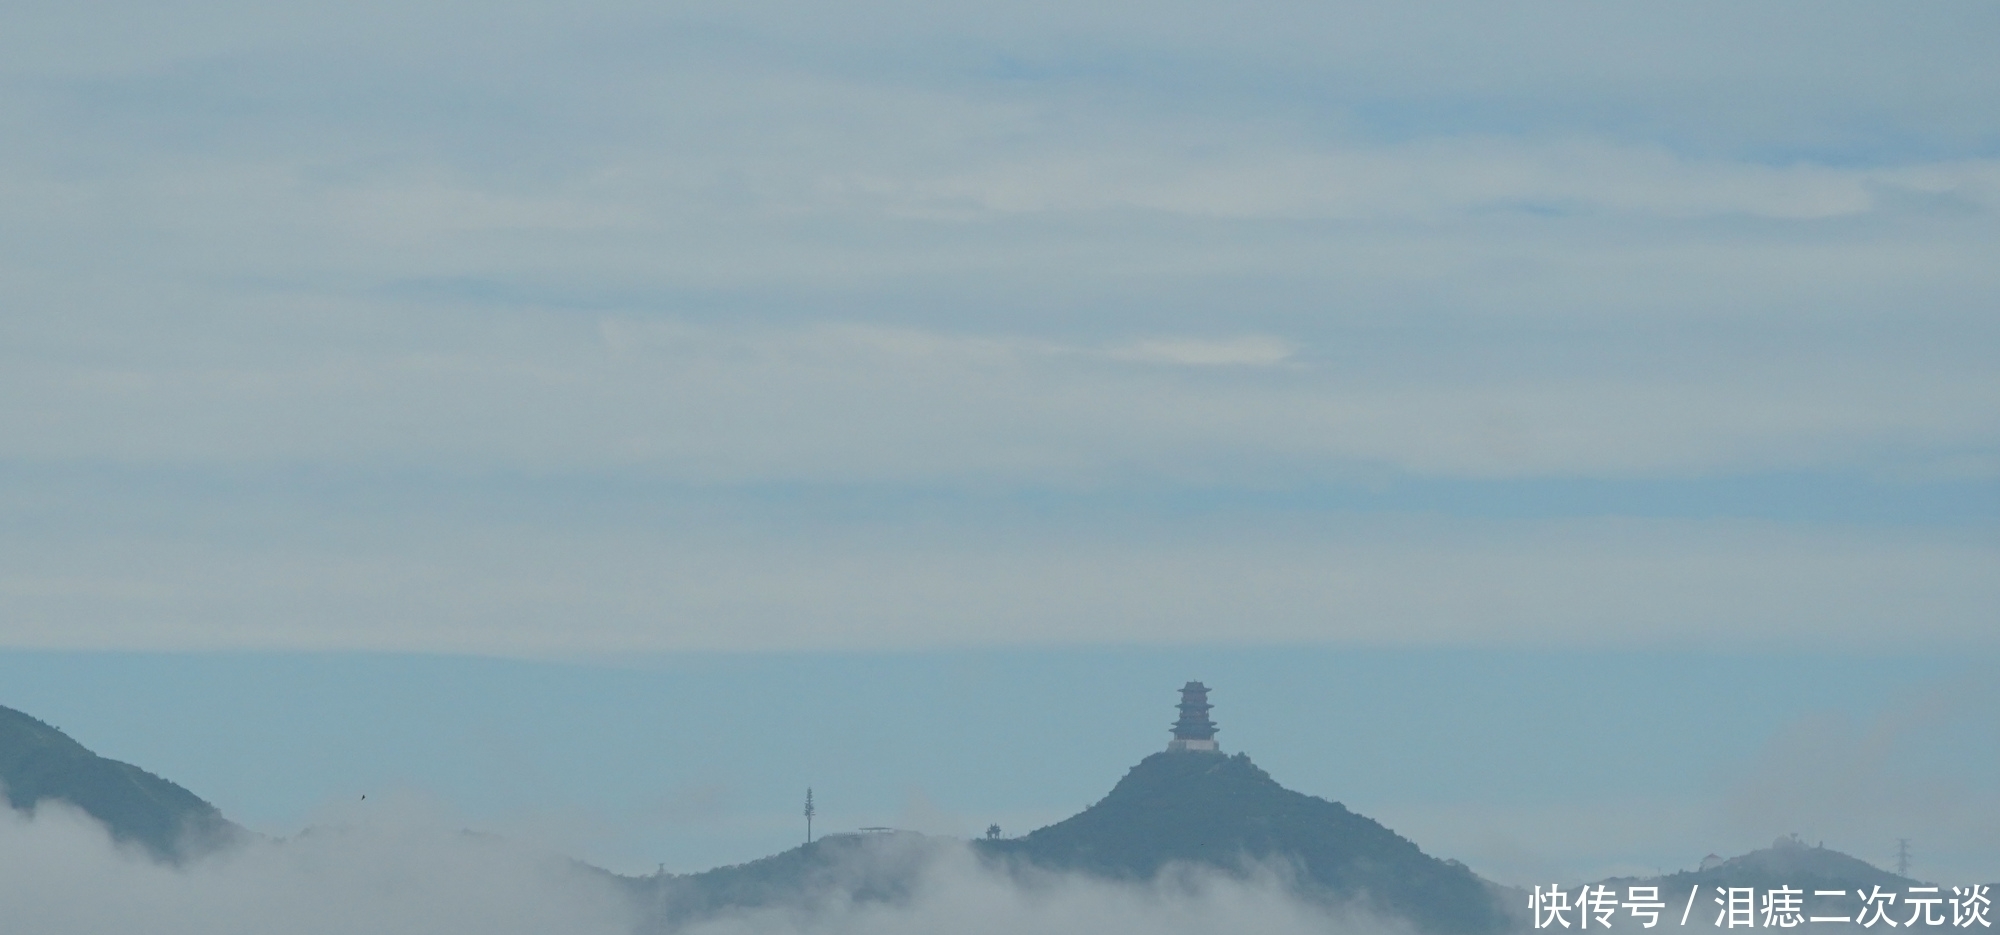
[628,751,1513,933]
[1584,836,1962,929]
[981,751,1514,934]
[0,704,240,861]
[631,830,944,925]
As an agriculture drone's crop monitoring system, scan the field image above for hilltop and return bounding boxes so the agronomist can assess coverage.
[1621,834,1921,894]
[630,681,1516,933]
[1571,835,1954,929]
[981,750,1515,934]
[632,750,1516,934]
[632,829,945,925]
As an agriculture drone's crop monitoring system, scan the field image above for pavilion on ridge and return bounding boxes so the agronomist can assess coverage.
[1166,681,1220,753]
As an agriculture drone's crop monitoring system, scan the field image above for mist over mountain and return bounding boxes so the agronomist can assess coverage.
[621,681,1983,934]
[983,750,1516,934]
[630,829,944,925]
[5,694,1987,935]
[0,790,637,935]
[1569,835,1982,930]
[643,834,1410,935]
[1615,834,1921,895]
[627,747,1517,934]
[0,704,241,861]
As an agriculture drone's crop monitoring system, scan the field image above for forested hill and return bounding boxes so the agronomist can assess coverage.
[1582,836,1979,929]
[980,750,1516,935]
[0,703,241,861]
[627,750,1517,934]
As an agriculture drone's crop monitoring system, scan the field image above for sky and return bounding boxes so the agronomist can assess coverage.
[1,0,1996,895]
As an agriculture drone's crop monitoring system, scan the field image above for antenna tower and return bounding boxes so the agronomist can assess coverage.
[805,788,816,844]
[1896,839,1910,876]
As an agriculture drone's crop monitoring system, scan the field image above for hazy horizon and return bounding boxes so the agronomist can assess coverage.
[6,647,1994,888]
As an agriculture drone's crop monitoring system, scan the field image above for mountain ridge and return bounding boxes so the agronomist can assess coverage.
[0,703,241,861]
[629,749,1520,934]
[979,750,1515,934]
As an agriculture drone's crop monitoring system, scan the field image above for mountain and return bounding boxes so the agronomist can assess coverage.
[0,703,241,861]
[982,750,1515,934]
[1582,836,1951,929]
[630,829,946,926]
[1638,834,1919,893]
[633,750,1516,934]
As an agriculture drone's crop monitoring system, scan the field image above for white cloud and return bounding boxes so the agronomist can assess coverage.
[0,797,634,935]
[675,846,1398,935]
[0,796,1410,935]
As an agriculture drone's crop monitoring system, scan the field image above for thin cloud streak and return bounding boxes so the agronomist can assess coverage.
[2,316,1992,481]
[3,507,1993,653]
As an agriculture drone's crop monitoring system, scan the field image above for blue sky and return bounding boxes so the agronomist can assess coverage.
[1,0,1995,888]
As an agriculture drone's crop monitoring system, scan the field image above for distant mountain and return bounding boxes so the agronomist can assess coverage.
[0,703,241,861]
[982,751,1515,934]
[632,750,1515,934]
[1584,836,1949,929]
[1625,834,1919,893]
[630,829,946,926]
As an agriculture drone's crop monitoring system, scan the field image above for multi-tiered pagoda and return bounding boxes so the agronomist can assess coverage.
[1166,681,1220,753]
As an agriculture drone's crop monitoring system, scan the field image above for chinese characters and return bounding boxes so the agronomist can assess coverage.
[1530,885,1992,929]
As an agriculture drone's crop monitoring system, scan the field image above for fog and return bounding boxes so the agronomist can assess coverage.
[0,799,1404,935]
[0,799,634,935]
[685,863,1391,935]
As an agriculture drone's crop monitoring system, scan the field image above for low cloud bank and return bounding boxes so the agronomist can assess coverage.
[1,800,1412,935]
[675,843,1409,935]
[0,800,634,935]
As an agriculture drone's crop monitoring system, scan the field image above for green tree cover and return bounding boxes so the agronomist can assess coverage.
[0,704,240,861]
